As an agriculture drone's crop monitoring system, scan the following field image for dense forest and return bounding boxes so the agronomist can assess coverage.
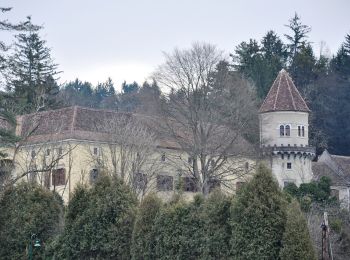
[1,10,349,155]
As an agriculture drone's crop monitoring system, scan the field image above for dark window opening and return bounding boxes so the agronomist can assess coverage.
[46,149,50,156]
[31,150,36,159]
[245,162,249,171]
[135,172,147,190]
[287,162,292,169]
[302,126,305,137]
[58,147,63,156]
[183,177,198,192]
[161,153,166,162]
[188,156,193,164]
[208,179,221,192]
[90,169,99,184]
[298,126,301,137]
[29,171,37,183]
[157,175,173,191]
[93,147,98,155]
[52,168,66,186]
[280,125,285,136]
[285,125,290,136]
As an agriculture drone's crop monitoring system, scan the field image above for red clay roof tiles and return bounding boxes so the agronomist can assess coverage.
[259,69,310,113]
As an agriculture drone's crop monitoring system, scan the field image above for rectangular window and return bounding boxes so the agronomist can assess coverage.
[52,168,66,186]
[31,150,36,159]
[157,175,173,191]
[208,179,221,192]
[161,153,166,162]
[90,169,99,184]
[287,162,292,169]
[58,147,63,156]
[298,126,301,137]
[46,149,50,156]
[302,126,305,137]
[93,147,98,156]
[182,177,198,192]
[134,172,147,190]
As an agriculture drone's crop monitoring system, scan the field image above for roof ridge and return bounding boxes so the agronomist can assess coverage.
[260,71,281,110]
[273,72,283,110]
[285,73,296,110]
[286,72,309,110]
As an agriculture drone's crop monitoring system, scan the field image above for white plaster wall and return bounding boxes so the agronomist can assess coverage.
[271,155,313,187]
[260,111,309,147]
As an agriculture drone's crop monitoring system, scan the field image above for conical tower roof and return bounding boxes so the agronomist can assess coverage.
[259,69,310,113]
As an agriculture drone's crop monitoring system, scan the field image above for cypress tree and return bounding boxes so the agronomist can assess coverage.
[0,183,63,259]
[202,189,232,259]
[280,200,316,260]
[153,195,205,259]
[230,164,287,259]
[52,176,137,259]
[131,193,162,260]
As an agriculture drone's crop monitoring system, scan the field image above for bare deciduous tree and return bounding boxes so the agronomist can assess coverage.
[154,42,258,195]
[93,113,163,198]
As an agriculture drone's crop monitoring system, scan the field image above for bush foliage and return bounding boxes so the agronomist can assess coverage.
[0,183,63,259]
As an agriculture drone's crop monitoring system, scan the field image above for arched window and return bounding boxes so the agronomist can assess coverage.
[280,125,285,136]
[302,126,305,137]
[285,125,290,136]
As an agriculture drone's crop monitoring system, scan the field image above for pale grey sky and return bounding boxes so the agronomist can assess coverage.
[2,0,350,89]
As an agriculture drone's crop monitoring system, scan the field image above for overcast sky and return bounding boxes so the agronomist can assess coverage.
[2,0,350,89]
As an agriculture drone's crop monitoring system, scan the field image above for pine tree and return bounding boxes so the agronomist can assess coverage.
[284,13,311,59]
[131,193,162,260]
[6,19,59,112]
[280,200,316,260]
[230,164,287,259]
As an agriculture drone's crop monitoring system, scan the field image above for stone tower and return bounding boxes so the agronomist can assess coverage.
[259,69,315,187]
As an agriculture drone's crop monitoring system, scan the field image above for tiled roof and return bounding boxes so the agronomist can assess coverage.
[16,106,254,154]
[259,69,310,113]
[313,152,350,186]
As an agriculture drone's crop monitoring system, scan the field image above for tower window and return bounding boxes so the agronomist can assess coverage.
[302,126,305,137]
[93,147,98,156]
[285,125,290,136]
[286,162,292,169]
[280,125,285,136]
[298,126,301,136]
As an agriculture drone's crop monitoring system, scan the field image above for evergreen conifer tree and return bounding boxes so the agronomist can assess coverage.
[202,189,232,259]
[51,176,137,259]
[230,164,287,259]
[131,193,162,260]
[280,200,316,260]
[153,195,205,259]
[0,183,63,259]
[6,19,59,112]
